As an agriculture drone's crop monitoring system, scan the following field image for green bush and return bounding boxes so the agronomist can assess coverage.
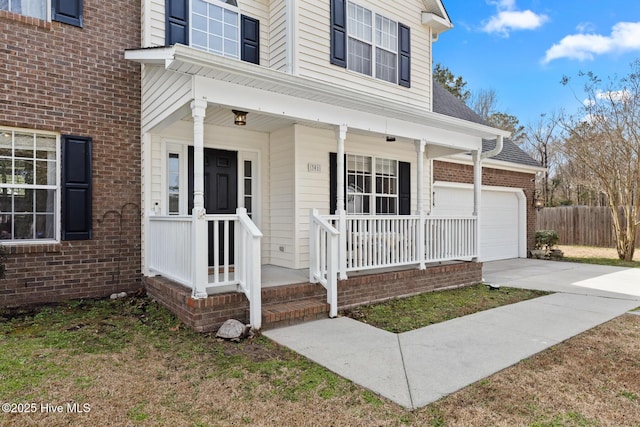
[535,230,559,252]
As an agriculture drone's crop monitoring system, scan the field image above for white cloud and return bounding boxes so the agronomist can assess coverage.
[543,22,640,63]
[482,1,549,36]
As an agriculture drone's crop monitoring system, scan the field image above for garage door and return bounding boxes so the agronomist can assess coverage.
[432,185,521,261]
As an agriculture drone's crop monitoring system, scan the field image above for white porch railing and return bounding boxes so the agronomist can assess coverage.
[309,209,339,317]
[322,213,477,275]
[148,207,263,329]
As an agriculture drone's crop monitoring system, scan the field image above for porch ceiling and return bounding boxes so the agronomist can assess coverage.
[126,45,510,150]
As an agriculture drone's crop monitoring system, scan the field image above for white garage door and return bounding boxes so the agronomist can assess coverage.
[432,185,522,261]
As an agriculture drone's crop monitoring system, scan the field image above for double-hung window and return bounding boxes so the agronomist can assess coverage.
[0,0,47,19]
[0,128,58,241]
[191,0,240,59]
[346,154,398,215]
[346,2,398,84]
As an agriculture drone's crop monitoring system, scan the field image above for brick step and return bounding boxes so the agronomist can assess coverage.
[261,282,325,305]
[261,297,330,330]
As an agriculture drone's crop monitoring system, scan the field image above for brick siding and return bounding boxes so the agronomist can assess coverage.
[433,160,537,252]
[0,2,142,307]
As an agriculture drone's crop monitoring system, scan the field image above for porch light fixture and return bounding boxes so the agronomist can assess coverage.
[232,110,248,126]
[386,136,396,142]
[533,189,544,210]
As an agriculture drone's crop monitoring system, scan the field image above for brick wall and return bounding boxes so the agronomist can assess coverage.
[0,1,143,307]
[433,160,537,252]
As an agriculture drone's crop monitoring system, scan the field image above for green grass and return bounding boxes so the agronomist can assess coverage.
[562,256,640,268]
[342,284,549,333]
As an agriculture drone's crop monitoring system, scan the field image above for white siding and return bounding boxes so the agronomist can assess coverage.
[293,125,432,268]
[296,0,432,112]
[268,126,296,268]
[268,0,288,71]
[141,66,193,132]
[146,0,166,47]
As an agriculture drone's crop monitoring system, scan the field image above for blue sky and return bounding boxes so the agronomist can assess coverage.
[433,0,640,126]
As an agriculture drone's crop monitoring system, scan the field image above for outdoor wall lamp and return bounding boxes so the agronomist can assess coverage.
[232,110,248,126]
[533,189,544,210]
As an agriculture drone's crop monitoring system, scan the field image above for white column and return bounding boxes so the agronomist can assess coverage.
[472,149,482,261]
[336,124,347,279]
[415,139,426,214]
[416,139,426,269]
[191,99,208,298]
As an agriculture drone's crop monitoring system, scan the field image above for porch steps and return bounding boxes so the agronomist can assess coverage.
[261,298,330,330]
[260,282,330,330]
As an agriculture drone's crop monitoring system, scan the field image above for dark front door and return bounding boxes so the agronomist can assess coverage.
[188,147,238,265]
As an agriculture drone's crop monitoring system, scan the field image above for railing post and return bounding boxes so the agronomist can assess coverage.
[418,211,426,269]
[338,209,347,280]
[328,231,338,317]
[309,209,317,283]
[191,210,209,299]
[249,232,262,329]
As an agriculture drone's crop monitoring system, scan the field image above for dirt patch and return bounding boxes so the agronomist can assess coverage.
[559,244,640,261]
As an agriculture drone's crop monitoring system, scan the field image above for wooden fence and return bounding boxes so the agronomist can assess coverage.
[536,206,640,248]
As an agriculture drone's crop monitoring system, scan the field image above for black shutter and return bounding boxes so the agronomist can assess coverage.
[330,0,347,67]
[241,15,260,64]
[166,0,189,45]
[330,152,338,214]
[52,0,83,27]
[398,23,411,88]
[62,135,92,241]
[399,161,410,215]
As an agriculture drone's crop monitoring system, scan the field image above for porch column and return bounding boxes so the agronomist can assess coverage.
[336,124,347,279]
[472,149,482,261]
[191,99,208,298]
[415,139,426,214]
[416,139,426,269]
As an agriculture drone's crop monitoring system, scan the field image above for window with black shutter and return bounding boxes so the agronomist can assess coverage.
[166,0,189,45]
[52,0,83,27]
[241,15,260,65]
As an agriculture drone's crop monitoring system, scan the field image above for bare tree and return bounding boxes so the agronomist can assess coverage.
[470,88,498,121]
[524,113,561,206]
[560,60,640,260]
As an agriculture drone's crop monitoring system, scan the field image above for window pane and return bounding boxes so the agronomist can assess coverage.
[14,132,33,158]
[193,30,208,49]
[19,0,46,19]
[168,194,179,214]
[14,214,34,239]
[244,160,251,177]
[15,159,34,185]
[0,213,11,240]
[35,160,56,185]
[193,0,207,15]
[0,131,11,157]
[15,189,33,212]
[0,190,10,213]
[244,179,251,195]
[0,159,12,185]
[192,14,207,31]
[376,48,397,83]
[36,214,54,239]
[348,38,372,76]
[36,135,56,159]
[35,189,55,213]
[244,196,252,213]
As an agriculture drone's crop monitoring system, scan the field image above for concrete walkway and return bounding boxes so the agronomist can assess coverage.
[264,259,640,409]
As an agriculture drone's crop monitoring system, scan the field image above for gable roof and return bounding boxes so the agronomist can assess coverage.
[432,81,542,168]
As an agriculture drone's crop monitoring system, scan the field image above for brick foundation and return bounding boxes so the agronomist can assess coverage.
[144,261,483,332]
[0,1,142,307]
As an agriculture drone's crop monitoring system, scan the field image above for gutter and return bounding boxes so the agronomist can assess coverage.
[481,135,504,159]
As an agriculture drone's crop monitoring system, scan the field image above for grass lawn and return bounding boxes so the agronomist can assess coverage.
[558,245,640,268]
[342,284,549,333]
[2,247,639,426]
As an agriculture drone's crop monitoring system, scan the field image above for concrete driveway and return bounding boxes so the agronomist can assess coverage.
[483,258,640,299]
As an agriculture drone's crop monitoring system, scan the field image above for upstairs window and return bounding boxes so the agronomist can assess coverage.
[1,0,47,20]
[331,0,410,87]
[346,3,397,84]
[1,0,83,27]
[191,0,240,59]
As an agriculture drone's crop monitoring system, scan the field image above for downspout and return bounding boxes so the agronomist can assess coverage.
[481,135,504,160]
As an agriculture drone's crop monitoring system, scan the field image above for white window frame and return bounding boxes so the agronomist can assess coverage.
[346,2,398,84]
[0,0,50,21]
[346,153,398,215]
[190,0,240,59]
[163,142,188,216]
[0,127,60,244]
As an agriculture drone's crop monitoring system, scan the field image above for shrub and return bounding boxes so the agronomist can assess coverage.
[535,230,559,253]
